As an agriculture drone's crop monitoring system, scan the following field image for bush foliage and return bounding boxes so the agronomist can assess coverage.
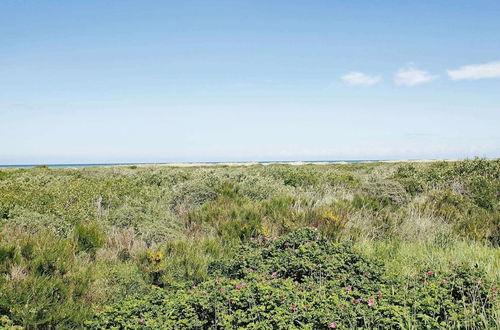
[87,229,497,329]
[0,159,498,328]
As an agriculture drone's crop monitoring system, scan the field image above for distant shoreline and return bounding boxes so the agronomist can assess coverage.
[0,159,468,169]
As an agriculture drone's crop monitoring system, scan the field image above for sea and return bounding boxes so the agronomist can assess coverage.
[0,160,384,168]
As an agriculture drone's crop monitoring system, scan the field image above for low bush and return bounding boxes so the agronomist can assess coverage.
[87,229,498,329]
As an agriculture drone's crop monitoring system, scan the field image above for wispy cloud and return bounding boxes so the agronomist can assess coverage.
[394,64,437,86]
[447,61,500,80]
[341,72,381,86]
[0,103,33,111]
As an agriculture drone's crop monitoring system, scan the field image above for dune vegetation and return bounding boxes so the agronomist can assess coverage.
[0,159,498,328]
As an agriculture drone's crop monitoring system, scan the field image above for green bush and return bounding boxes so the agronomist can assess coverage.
[0,160,498,327]
[0,231,95,328]
[87,229,498,329]
[74,222,106,255]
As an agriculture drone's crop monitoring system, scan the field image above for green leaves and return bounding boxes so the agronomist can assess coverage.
[88,229,498,329]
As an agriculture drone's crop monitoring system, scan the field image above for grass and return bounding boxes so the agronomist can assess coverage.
[0,159,498,328]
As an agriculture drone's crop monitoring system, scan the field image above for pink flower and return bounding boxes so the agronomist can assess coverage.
[220,288,225,293]
[279,296,285,301]
[353,298,361,304]
[311,226,318,231]
[367,298,375,307]
[271,272,278,278]
[291,305,297,311]
[137,318,145,323]
[235,285,242,290]
[272,236,279,240]
[345,286,352,291]
[377,292,382,298]
[492,288,498,293]
[215,278,222,283]
[329,322,337,328]
[192,285,197,289]
[247,268,254,273]
[424,271,433,276]
[241,282,247,287]
[249,237,255,241]
[442,279,448,283]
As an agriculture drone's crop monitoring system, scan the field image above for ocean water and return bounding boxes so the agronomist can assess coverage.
[0,160,382,168]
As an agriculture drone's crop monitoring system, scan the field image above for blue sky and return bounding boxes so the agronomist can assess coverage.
[1,0,499,164]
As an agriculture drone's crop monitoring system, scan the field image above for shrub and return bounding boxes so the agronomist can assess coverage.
[87,228,498,329]
[74,222,106,255]
[0,231,95,328]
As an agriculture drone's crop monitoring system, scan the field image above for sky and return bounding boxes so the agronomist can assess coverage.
[1,0,499,164]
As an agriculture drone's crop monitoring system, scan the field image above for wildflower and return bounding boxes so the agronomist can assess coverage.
[353,298,361,303]
[345,286,352,291]
[279,296,285,301]
[271,272,278,278]
[311,226,318,231]
[291,305,297,311]
[284,242,289,246]
[329,322,337,328]
[215,277,222,283]
[377,292,382,298]
[220,288,225,293]
[241,282,247,287]
[367,298,375,307]
[137,318,145,324]
[95,307,103,312]
[192,285,197,289]
[424,271,433,276]
[492,288,498,293]
[339,276,345,281]
[442,279,448,283]
[249,237,255,241]
[235,285,242,290]
[247,268,254,273]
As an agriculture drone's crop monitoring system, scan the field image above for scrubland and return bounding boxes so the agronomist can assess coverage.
[0,159,498,328]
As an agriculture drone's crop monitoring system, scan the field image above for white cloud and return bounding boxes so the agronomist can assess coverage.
[341,72,381,86]
[394,65,437,86]
[447,61,500,80]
